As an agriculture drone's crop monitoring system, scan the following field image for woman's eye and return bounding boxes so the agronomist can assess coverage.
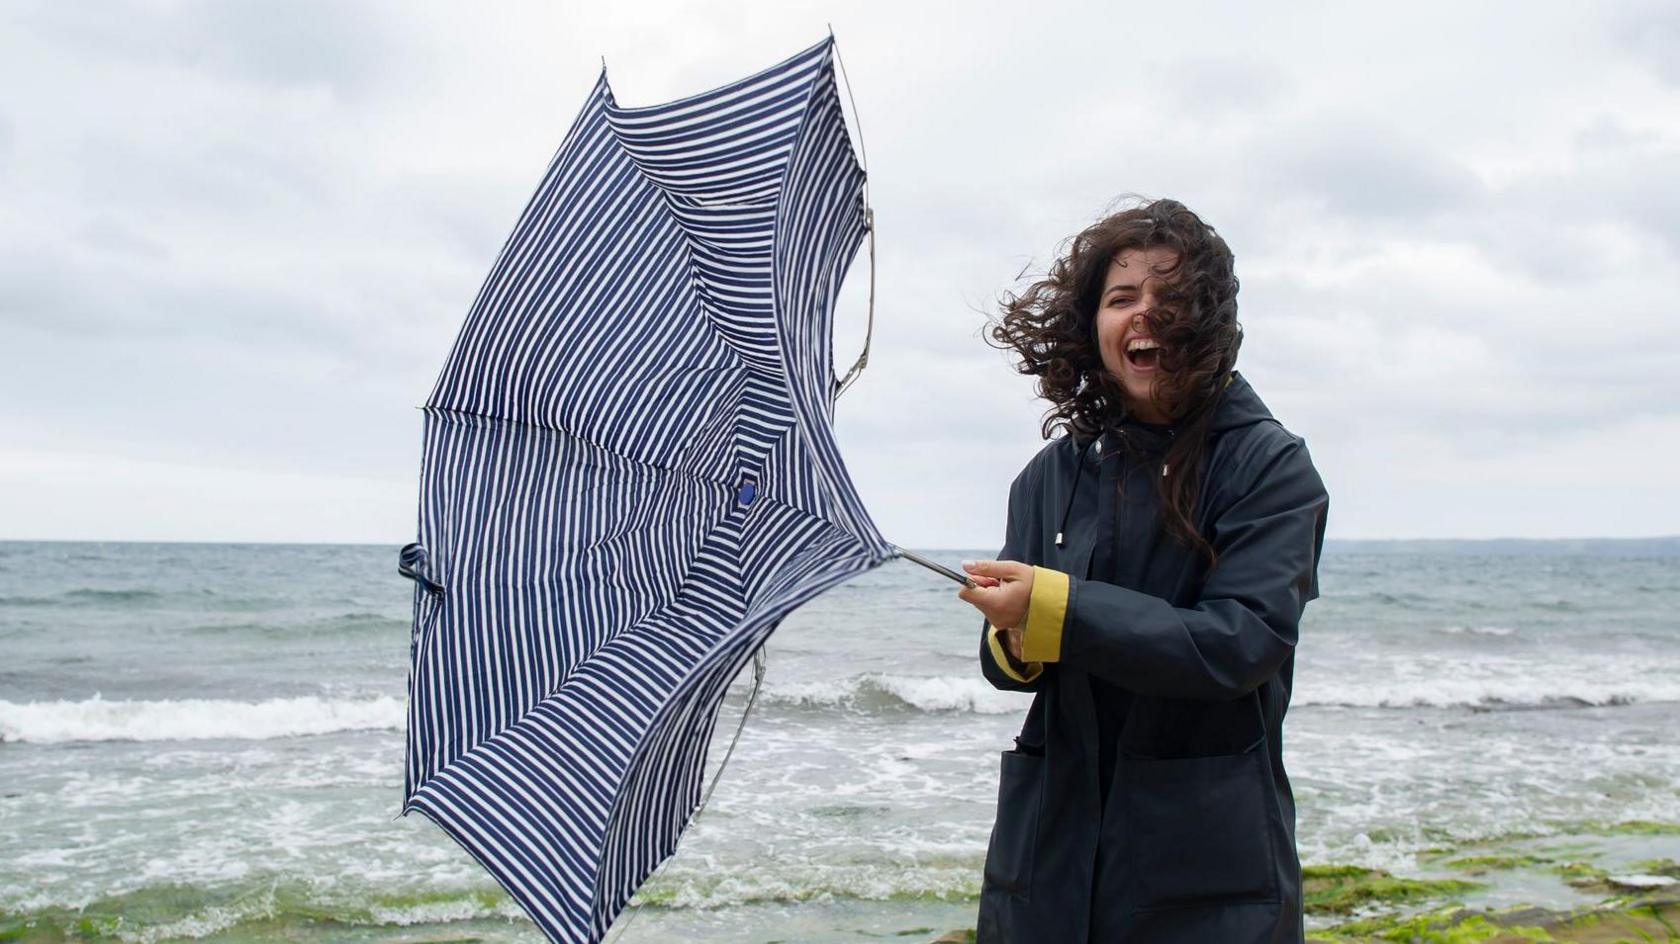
[1111,297,1133,307]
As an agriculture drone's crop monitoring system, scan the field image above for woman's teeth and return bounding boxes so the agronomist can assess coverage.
[1125,337,1162,368]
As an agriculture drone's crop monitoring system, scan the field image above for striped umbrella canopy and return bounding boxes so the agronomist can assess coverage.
[397,36,899,944]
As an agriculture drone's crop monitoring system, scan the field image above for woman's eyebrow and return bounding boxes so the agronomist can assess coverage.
[1105,282,1139,295]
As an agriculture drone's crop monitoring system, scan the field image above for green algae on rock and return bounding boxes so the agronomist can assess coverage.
[0,881,518,944]
[1551,860,1611,888]
[1444,855,1553,874]
[1578,819,1680,837]
[1307,895,1680,943]
[1303,865,1484,915]
[1625,858,1680,878]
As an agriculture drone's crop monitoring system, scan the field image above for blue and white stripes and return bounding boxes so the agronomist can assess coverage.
[402,37,892,943]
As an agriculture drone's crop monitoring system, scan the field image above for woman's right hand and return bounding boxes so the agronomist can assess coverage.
[963,572,1027,661]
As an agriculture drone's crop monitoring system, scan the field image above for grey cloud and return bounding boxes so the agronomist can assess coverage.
[1252,115,1485,219]
[20,0,412,97]
[1157,57,1293,119]
[0,327,427,483]
[76,216,171,260]
[60,132,333,221]
[1493,139,1680,257]
[0,232,431,378]
[1574,113,1663,152]
[5,1,1680,542]
[1610,0,1680,86]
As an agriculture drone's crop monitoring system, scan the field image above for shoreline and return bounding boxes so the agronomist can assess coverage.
[6,823,1676,943]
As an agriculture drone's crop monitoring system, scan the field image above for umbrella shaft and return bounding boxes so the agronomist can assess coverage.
[894,546,977,588]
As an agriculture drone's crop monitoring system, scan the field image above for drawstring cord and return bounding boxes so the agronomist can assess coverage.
[1055,435,1099,548]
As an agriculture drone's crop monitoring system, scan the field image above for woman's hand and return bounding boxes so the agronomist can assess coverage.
[957,560,1035,660]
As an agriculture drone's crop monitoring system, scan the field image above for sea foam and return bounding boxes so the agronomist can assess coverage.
[762,674,1030,714]
[0,694,404,743]
[754,668,1680,716]
[1293,673,1680,710]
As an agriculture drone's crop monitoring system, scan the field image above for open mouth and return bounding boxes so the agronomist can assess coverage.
[1124,337,1163,370]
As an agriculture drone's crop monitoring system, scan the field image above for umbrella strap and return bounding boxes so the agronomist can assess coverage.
[607,644,769,942]
[697,644,768,815]
[834,207,875,401]
[833,25,874,403]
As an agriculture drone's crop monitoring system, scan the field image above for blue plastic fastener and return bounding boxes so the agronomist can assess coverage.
[737,482,757,505]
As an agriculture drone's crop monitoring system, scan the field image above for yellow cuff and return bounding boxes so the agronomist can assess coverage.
[986,621,1043,683]
[1021,566,1069,663]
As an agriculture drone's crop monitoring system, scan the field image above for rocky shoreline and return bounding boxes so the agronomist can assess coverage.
[928,821,1680,943]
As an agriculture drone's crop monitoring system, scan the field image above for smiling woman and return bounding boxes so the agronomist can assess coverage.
[1097,244,1183,423]
[985,199,1248,566]
[959,196,1331,943]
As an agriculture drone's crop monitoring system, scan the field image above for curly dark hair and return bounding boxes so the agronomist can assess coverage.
[985,196,1243,566]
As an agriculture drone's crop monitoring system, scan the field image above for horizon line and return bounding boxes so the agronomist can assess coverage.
[2,535,1678,548]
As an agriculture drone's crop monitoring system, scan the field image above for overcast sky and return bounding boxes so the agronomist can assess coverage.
[2,0,1676,547]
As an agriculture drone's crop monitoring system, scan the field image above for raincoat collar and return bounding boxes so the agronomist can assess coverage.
[1073,369,1273,460]
[1051,370,1276,546]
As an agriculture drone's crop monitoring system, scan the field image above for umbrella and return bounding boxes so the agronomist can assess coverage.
[396,35,970,943]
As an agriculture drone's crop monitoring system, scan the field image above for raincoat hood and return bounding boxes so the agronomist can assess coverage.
[1209,369,1278,434]
[1082,369,1274,452]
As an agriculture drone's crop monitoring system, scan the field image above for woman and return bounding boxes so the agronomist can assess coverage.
[956,198,1330,943]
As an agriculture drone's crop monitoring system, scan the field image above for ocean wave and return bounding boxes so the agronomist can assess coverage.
[6,675,1665,747]
[1437,624,1517,636]
[766,668,1680,712]
[759,671,1679,715]
[0,694,404,743]
[0,588,166,607]
[1,866,983,940]
[762,674,1030,715]
[1293,677,1678,711]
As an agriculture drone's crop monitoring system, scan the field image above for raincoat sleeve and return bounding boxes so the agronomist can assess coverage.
[978,466,1048,692]
[1024,434,1329,702]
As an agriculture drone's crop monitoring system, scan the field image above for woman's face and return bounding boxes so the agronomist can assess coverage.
[1094,245,1181,425]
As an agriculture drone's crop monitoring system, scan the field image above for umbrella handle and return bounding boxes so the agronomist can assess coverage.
[892,546,978,589]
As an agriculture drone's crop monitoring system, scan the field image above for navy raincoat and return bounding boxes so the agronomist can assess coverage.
[975,369,1330,943]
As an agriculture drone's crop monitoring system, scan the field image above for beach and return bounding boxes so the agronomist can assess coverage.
[2,539,1677,942]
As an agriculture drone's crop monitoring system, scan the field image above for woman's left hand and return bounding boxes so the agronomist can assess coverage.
[956,559,1035,639]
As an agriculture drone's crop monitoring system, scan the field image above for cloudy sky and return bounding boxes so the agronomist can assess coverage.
[2,0,1676,547]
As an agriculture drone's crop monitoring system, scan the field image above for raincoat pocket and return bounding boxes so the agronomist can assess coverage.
[983,749,1044,898]
[1118,737,1278,912]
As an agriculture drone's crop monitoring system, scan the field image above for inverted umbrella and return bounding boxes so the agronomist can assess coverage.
[397,36,969,943]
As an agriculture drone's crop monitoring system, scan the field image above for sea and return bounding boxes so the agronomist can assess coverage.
[2,539,1678,942]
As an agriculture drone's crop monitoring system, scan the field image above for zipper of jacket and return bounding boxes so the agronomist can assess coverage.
[1060,420,1175,549]
[1118,423,1175,562]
